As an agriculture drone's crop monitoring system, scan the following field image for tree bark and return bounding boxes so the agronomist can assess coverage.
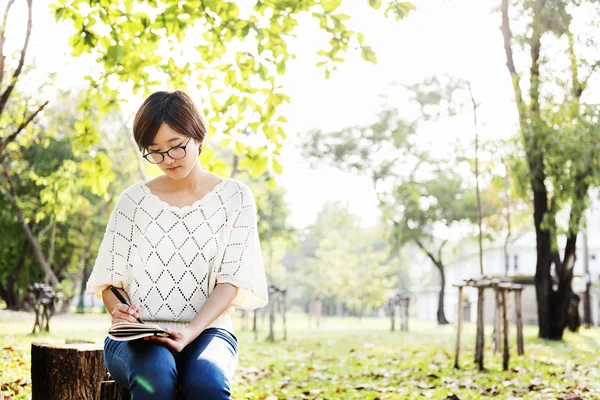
[0,239,28,308]
[416,239,449,324]
[31,342,106,400]
[583,228,591,327]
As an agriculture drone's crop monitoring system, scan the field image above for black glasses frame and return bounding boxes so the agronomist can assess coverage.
[143,137,192,164]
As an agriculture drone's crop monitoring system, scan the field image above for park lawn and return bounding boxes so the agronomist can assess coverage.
[1,308,600,399]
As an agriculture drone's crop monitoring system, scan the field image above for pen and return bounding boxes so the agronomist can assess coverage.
[110,286,144,324]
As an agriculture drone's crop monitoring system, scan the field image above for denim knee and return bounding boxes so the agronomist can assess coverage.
[130,363,178,398]
[181,359,231,399]
[105,338,178,399]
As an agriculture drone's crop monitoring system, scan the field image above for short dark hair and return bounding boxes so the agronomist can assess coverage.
[133,90,207,151]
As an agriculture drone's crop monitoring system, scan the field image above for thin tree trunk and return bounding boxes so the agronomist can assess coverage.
[231,154,239,178]
[416,239,449,325]
[468,82,484,275]
[436,263,449,324]
[76,224,101,313]
[44,217,57,284]
[501,154,511,276]
[583,227,591,328]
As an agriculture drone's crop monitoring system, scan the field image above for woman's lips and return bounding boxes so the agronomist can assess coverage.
[167,166,180,171]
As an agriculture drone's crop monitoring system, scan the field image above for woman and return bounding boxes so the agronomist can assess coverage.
[86,90,268,399]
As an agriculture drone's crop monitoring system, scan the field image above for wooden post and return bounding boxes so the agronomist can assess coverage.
[515,287,524,356]
[253,309,258,341]
[316,296,322,328]
[502,288,510,371]
[268,285,276,341]
[31,342,105,400]
[390,299,395,332]
[403,297,409,332]
[493,286,502,354]
[475,286,485,370]
[282,289,287,341]
[454,286,463,369]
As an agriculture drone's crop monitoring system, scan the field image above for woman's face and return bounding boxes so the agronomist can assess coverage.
[146,122,200,178]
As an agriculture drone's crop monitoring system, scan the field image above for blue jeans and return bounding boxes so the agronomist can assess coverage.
[104,327,238,399]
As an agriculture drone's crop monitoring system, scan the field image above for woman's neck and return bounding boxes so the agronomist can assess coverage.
[163,161,207,193]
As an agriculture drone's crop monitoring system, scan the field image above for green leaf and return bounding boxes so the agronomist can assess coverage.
[321,0,342,13]
[368,0,382,10]
[276,61,286,75]
[234,141,245,156]
[361,46,377,64]
[272,158,283,174]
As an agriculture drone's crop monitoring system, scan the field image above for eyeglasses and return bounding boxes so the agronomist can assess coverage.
[143,137,192,164]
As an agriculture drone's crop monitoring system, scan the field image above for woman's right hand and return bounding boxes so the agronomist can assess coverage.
[111,304,141,325]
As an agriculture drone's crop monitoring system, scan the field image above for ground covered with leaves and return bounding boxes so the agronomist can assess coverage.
[1,308,599,399]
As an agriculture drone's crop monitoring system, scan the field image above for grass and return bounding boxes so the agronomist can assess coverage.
[2,308,600,399]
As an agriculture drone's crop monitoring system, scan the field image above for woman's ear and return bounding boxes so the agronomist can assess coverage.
[198,143,203,155]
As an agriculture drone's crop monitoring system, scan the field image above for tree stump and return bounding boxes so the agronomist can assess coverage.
[100,376,184,400]
[31,342,105,400]
[100,378,130,400]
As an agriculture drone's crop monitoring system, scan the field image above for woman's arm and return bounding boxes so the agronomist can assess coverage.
[185,282,239,339]
[144,283,239,352]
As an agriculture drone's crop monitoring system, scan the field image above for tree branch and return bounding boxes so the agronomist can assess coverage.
[438,238,448,263]
[563,173,590,274]
[0,100,49,160]
[415,238,441,270]
[0,0,32,116]
[500,0,527,129]
[0,0,16,90]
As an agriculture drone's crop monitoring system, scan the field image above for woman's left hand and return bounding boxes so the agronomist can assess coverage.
[144,327,195,354]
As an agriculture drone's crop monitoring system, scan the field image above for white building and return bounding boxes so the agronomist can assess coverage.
[413,200,600,326]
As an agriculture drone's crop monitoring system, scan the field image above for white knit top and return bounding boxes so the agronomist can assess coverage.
[86,178,268,333]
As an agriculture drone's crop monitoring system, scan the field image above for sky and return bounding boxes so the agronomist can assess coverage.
[6,0,523,229]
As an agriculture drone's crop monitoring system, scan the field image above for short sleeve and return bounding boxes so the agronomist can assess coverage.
[216,186,268,310]
[86,193,138,299]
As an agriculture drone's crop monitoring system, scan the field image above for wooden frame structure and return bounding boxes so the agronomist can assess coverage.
[387,293,410,332]
[28,283,62,333]
[453,276,524,371]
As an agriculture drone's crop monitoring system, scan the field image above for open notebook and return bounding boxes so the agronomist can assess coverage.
[108,322,170,341]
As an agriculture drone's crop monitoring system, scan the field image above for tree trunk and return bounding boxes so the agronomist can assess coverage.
[583,228,592,327]
[500,0,585,340]
[1,239,28,309]
[416,240,449,325]
[31,342,106,400]
[436,262,449,325]
[468,82,484,275]
[501,154,511,276]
